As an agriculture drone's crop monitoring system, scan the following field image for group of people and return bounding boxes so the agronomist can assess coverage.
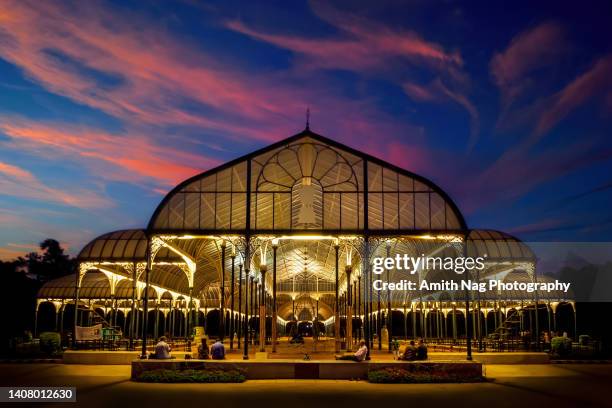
[150,336,226,360]
[334,339,428,362]
[197,337,226,360]
[154,336,427,361]
[397,339,428,361]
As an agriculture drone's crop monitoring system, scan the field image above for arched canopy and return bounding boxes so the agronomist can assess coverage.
[38,272,110,299]
[467,229,535,262]
[78,229,179,262]
[148,130,466,234]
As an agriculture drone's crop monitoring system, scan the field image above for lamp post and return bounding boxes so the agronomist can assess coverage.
[259,264,267,352]
[220,241,226,342]
[345,265,353,351]
[230,246,236,350]
[334,242,340,353]
[272,240,278,353]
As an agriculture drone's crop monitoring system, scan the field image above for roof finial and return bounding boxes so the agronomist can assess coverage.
[305,107,310,130]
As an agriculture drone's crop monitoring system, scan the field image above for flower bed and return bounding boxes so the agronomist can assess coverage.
[367,366,484,383]
[135,368,246,383]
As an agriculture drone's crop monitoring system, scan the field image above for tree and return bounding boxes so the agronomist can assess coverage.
[18,239,75,282]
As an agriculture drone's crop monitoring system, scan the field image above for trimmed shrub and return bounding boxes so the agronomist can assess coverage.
[551,336,572,357]
[136,368,246,383]
[39,332,61,355]
[367,366,482,383]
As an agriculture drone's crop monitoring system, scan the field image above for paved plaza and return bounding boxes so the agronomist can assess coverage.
[1,363,611,408]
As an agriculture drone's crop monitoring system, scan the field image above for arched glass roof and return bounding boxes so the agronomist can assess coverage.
[467,229,535,262]
[78,229,180,262]
[148,130,466,234]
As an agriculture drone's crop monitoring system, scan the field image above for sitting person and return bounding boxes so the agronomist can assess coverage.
[151,336,172,359]
[335,340,368,362]
[416,338,428,360]
[197,338,210,360]
[398,340,417,360]
[210,338,226,360]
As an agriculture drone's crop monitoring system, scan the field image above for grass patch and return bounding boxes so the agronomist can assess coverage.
[136,368,246,383]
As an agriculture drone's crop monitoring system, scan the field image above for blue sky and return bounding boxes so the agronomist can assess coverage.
[0,0,611,258]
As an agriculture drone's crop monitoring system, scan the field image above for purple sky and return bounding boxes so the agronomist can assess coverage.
[1,0,611,259]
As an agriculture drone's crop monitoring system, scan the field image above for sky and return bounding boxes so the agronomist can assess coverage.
[0,0,611,259]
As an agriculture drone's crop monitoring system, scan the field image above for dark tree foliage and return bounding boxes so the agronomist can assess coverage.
[21,239,76,282]
[1,239,75,354]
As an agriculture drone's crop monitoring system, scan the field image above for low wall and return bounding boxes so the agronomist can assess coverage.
[131,359,483,380]
[64,351,140,365]
[430,352,550,365]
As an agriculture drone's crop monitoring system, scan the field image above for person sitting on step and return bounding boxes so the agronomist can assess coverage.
[335,340,368,362]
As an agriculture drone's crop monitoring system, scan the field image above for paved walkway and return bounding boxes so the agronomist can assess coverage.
[1,363,611,408]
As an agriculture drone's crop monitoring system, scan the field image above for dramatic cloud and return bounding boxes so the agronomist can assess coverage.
[226,18,462,73]
[0,118,216,187]
[534,55,612,137]
[0,160,111,208]
[490,22,566,107]
[456,141,612,213]
[0,0,306,142]
[403,79,479,149]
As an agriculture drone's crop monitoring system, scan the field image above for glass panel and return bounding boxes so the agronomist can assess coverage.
[91,239,106,258]
[231,193,246,229]
[184,193,200,229]
[312,148,337,180]
[398,193,414,229]
[201,174,216,192]
[415,193,430,229]
[368,162,382,191]
[216,193,231,229]
[368,192,383,229]
[134,240,147,259]
[430,193,445,229]
[182,179,201,192]
[341,193,359,229]
[255,193,273,230]
[274,192,291,229]
[382,168,398,192]
[168,194,185,229]
[445,203,461,229]
[323,192,340,229]
[216,168,232,192]
[414,180,431,192]
[383,192,399,229]
[101,239,115,258]
[154,206,168,229]
[398,174,414,191]
[114,240,128,258]
[200,193,215,229]
[232,162,247,192]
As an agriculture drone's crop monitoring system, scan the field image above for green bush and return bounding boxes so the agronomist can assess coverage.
[551,336,572,357]
[15,341,41,356]
[39,332,61,355]
[136,368,246,383]
[367,367,481,383]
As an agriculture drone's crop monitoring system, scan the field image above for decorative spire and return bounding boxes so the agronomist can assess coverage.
[305,107,310,130]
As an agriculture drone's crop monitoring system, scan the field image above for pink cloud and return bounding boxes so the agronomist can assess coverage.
[225,15,462,74]
[0,118,217,187]
[402,79,479,149]
[403,82,437,102]
[534,55,612,137]
[0,160,111,208]
[490,22,566,107]
[455,140,612,214]
[0,1,312,143]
